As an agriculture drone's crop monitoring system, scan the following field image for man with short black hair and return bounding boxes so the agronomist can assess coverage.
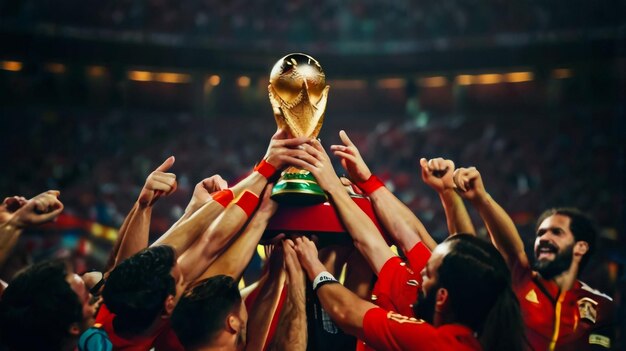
[172,275,246,350]
[100,245,181,339]
[171,239,307,351]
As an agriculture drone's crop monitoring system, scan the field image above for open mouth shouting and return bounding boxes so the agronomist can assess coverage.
[536,242,558,260]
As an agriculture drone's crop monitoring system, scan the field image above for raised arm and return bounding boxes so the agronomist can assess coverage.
[177,131,310,285]
[106,156,177,271]
[152,176,231,255]
[0,196,27,225]
[176,187,261,285]
[245,243,287,351]
[0,191,63,268]
[196,184,278,282]
[330,130,436,252]
[160,175,227,234]
[268,239,307,351]
[184,175,228,215]
[454,167,528,268]
[172,127,307,253]
[293,236,374,339]
[287,138,393,273]
[420,157,475,236]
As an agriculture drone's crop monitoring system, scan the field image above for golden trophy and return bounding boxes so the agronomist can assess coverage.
[268,53,330,205]
[264,52,387,240]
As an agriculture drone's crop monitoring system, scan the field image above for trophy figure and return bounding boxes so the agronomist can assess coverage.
[268,53,330,205]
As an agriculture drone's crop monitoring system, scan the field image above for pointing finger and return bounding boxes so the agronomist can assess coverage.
[155,156,175,172]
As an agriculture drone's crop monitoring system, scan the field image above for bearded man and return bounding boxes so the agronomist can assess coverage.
[454,166,614,351]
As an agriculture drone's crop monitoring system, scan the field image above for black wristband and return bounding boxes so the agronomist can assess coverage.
[314,279,340,292]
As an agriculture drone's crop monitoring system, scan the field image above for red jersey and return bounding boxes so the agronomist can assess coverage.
[95,304,184,351]
[357,242,431,351]
[512,260,614,351]
[362,307,481,351]
[370,242,431,316]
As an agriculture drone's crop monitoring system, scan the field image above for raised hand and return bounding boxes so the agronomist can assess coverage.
[283,239,305,286]
[0,196,28,224]
[9,190,64,228]
[330,130,372,183]
[284,139,343,193]
[263,128,311,170]
[420,157,456,193]
[266,240,286,280]
[453,167,487,201]
[3,196,28,212]
[293,236,326,281]
[185,175,228,214]
[137,156,177,208]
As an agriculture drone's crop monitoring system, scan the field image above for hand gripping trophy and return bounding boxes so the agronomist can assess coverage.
[268,53,330,205]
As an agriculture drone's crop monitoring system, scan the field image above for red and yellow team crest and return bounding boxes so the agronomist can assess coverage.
[577,297,598,324]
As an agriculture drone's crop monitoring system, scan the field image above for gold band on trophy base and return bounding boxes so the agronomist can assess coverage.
[268,53,330,205]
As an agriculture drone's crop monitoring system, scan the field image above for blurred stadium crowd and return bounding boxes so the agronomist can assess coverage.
[1,101,621,295]
[2,0,623,42]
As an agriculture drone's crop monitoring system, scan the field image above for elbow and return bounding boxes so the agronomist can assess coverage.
[327,304,362,338]
[328,303,351,326]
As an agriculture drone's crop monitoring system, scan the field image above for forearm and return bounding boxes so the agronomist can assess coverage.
[104,204,136,272]
[114,203,152,267]
[369,186,437,252]
[230,172,268,200]
[171,171,267,260]
[269,280,307,351]
[196,209,273,282]
[246,273,286,351]
[0,221,22,268]
[471,194,526,266]
[178,209,246,282]
[327,186,393,273]
[153,201,226,255]
[439,189,475,236]
[179,191,259,283]
[316,283,373,340]
[301,254,371,339]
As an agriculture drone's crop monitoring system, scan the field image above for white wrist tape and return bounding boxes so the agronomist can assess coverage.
[312,271,338,291]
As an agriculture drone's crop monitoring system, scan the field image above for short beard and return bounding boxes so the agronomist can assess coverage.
[534,244,574,280]
[413,285,438,324]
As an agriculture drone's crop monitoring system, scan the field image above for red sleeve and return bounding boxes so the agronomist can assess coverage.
[153,323,185,351]
[405,242,431,274]
[371,256,421,317]
[510,255,533,290]
[362,307,438,350]
[95,303,112,325]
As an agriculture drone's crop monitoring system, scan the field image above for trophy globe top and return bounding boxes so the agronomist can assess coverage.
[269,53,326,104]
